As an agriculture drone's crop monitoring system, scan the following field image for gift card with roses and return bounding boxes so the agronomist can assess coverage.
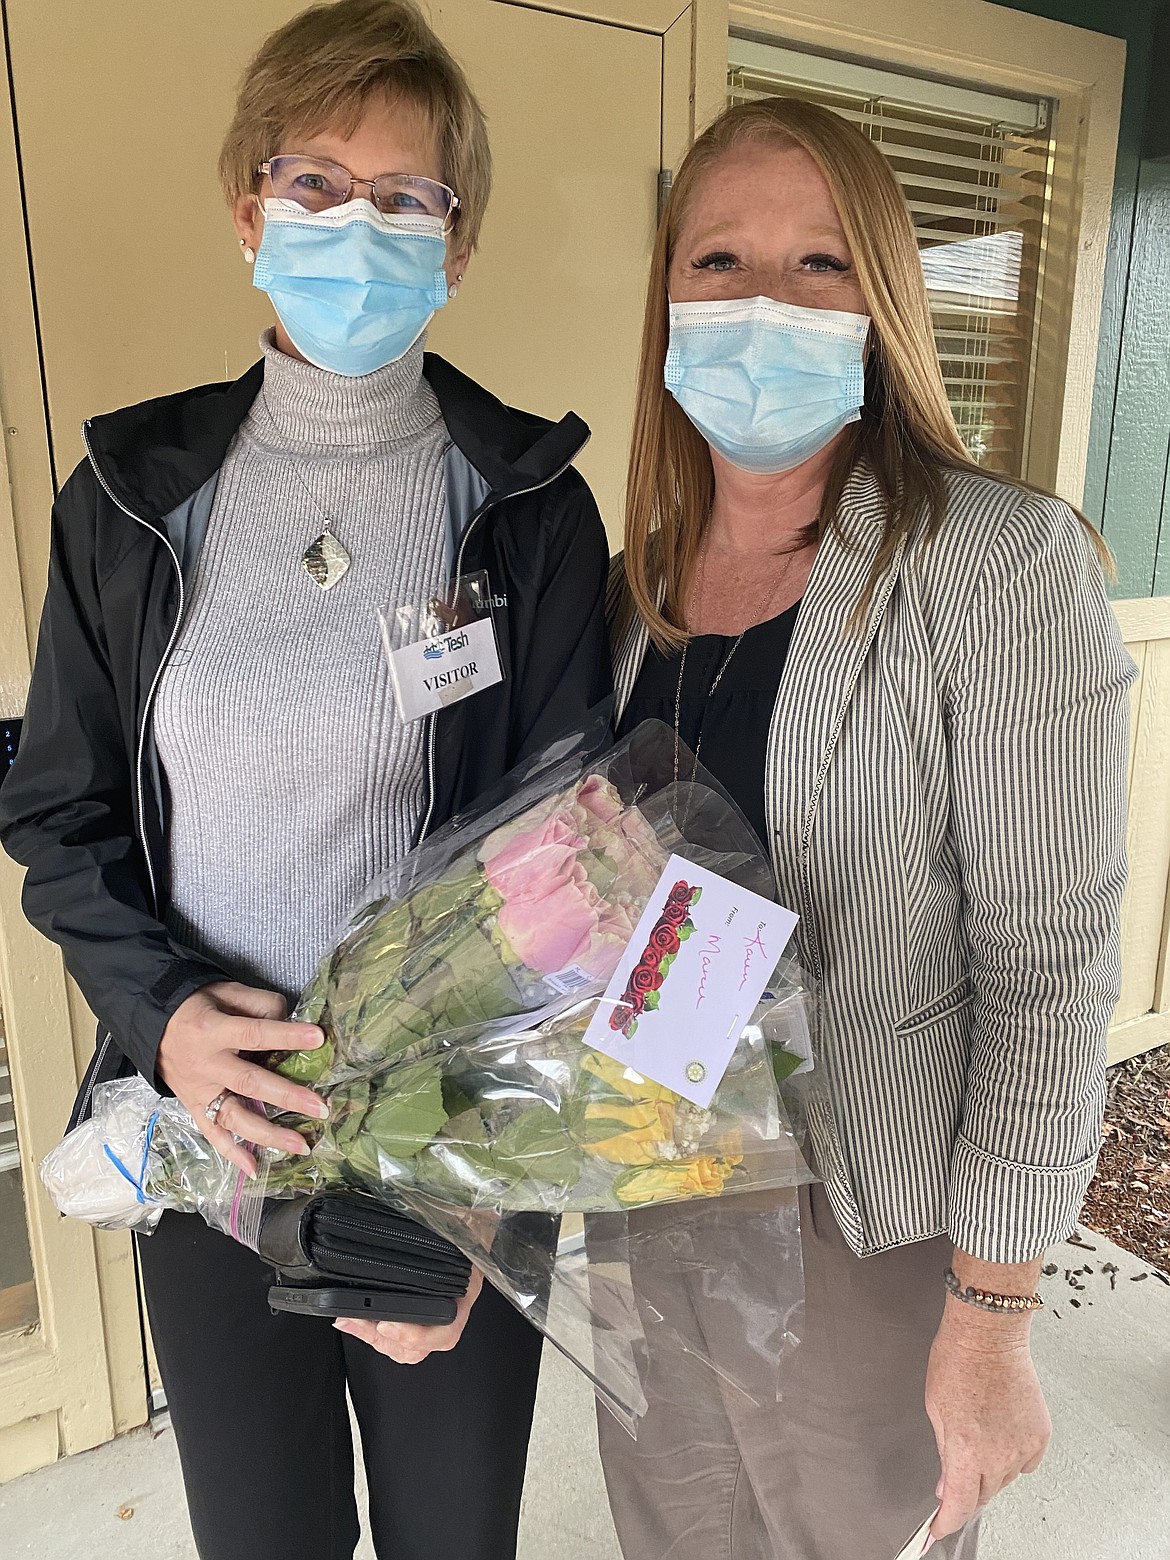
[582,854,799,1107]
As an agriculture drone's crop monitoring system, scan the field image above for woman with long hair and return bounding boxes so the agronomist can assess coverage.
[604,95,1133,1560]
[0,4,609,1555]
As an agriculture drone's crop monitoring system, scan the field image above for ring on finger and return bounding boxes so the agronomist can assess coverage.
[205,1088,232,1126]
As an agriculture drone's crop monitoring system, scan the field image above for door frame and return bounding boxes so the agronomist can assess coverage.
[0,11,150,1481]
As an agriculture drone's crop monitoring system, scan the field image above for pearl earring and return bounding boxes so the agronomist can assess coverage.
[448,272,464,300]
[239,239,256,264]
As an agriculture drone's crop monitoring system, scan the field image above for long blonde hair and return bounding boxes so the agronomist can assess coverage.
[623,96,1107,649]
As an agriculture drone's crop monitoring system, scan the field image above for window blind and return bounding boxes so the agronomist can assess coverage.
[728,39,1055,477]
[0,1020,18,1175]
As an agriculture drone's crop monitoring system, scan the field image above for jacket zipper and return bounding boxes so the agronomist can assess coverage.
[74,426,186,1120]
[416,443,588,846]
[66,1027,114,1132]
[82,423,187,920]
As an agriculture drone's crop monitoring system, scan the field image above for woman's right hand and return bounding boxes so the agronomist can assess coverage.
[157,980,329,1176]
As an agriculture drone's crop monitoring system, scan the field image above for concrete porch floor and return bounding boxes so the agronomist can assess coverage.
[1,1229,1167,1559]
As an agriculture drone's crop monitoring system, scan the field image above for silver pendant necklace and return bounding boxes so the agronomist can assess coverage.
[301,523,352,593]
[261,390,353,592]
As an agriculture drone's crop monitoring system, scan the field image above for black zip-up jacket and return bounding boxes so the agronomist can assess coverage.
[0,353,611,1127]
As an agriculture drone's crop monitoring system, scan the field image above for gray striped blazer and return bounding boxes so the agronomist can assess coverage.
[611,463,1136,1263]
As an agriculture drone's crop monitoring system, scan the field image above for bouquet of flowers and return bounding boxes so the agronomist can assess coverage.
[42,721,816,1430]
[117,733,808,1224]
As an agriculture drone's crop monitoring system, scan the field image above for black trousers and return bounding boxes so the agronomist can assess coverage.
[138,1211,544,1560]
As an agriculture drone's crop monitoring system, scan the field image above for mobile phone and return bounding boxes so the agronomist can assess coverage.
[268,1285,457,1324]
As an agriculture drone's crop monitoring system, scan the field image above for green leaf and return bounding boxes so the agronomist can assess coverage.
[770,1046,803,1086]
[643,990,660,1011]
[359,1061,448,1162]
[690,887,702,903]
[489,1104,583,1192]
[441,1076,478,1121]
[678,922,694,941]
[327,1079,371,1152]
[276,1040,334,1086]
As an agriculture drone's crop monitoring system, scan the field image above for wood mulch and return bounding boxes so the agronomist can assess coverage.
[1080,1043,1170,1272]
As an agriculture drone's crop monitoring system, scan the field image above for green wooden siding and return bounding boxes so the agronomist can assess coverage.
[993,0,1167,597]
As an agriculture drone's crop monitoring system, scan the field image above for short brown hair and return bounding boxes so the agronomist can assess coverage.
[218,0,492,249]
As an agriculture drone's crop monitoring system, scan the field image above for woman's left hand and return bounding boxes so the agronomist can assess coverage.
[925,1302,1051,1543]
[332,1266,484,1365]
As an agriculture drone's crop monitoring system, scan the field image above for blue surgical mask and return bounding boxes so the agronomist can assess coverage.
[253,198,450,377]
[664,295,869,474]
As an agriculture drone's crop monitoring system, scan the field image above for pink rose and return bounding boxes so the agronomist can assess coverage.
[575,773,624,827]
[497,858,602,973]
[478,795,585,905]
[476,777,675,983]
[581,810,668,905]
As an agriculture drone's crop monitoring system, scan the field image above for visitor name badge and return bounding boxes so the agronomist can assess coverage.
[386,617,503,722]
[582,854,799,1108]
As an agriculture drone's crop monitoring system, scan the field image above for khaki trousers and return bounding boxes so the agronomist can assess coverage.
[597,1183,980,1560]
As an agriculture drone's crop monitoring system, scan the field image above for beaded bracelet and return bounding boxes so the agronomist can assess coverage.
[944,1268,1043,1314]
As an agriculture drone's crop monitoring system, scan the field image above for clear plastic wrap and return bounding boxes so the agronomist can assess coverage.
[39,1074,259,1234]
[40,1074,172,1232]
[41,720,822,1431]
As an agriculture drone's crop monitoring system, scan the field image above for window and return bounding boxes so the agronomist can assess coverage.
[729,37,1056,478]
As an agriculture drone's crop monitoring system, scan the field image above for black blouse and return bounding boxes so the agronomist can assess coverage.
[616,604,801,850]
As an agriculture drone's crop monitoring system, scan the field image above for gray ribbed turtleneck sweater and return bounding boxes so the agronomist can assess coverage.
[154,330,450,1000]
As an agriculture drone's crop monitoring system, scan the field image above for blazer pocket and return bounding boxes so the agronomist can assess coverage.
[895,980,971,1037]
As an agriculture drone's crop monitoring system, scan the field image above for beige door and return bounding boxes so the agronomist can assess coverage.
[0,0,720,1480]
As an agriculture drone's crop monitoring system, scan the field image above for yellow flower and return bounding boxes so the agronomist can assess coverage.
[581,1050,678,1105]
[612,1154,743,1207]
[583,1098,675,1164]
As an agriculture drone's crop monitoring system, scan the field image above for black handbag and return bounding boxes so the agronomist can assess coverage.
[259,1192,471,1324]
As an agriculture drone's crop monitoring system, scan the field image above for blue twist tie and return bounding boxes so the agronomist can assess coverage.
[102,1109,161,1204]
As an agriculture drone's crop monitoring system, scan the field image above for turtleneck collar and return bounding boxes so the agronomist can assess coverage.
[247,328,443,452]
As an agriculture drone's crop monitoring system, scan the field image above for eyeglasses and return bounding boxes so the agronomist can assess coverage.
[259,155,460,227]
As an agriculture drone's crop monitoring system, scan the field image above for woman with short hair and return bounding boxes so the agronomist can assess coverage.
[603,95,1134,1560]
[1,3,609,1556]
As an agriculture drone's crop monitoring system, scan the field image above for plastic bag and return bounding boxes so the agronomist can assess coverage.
[274,721,772,1096]
[39,1074,255,1234]
[40,1074,172,1232]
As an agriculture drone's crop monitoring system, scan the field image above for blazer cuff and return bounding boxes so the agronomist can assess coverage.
[948,1135,1100,1264]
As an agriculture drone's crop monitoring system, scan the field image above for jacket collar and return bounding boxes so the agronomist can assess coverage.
[761,462,909,925]
[83,352,590,525]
